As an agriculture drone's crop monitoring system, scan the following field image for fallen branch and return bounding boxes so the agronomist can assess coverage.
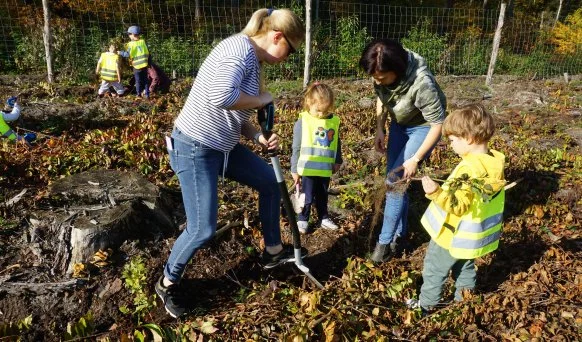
[0,279,81,295]
[214,220,243,239]
[1,188,27,207]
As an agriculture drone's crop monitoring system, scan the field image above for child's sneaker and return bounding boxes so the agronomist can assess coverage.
[297,220,308,234]
[155,275,187,318]
[320,218,339,230]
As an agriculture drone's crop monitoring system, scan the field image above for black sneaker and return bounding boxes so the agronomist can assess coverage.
[370,242,392,263]
[155,275,187,318]
[261,245,308,269]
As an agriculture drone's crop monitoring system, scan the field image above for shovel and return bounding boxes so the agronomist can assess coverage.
[258,102,324,289]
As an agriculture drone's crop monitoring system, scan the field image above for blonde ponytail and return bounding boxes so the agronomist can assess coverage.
[241,8,305,51]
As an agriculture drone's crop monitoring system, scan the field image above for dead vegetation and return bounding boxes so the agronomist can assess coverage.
[0,75,580,341]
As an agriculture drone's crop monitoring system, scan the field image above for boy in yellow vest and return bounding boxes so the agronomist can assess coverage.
[119,26,150,99]
[408,104,506,314]
[95,43,125,97]
[290,83,343,234]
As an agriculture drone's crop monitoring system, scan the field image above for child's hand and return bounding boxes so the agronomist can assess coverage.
[421,176,438,195]
[292,173,300,187]
[332,163,341,173]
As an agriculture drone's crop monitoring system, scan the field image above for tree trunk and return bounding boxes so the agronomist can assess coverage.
[555,0,564,25]
[41,0,54,83]
[486,2,506,86]
[43,169,176,274]
[303,0,312,89]
[195,0,201,21]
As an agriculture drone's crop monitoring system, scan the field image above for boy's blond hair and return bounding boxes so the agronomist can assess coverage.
[303,83,335,118]
[442,104,495,144]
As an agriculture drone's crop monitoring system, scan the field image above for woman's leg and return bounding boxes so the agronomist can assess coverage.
[163,130,223,283]
[379,122,408,244]
[379,123,432,244]
[225,144,282,247]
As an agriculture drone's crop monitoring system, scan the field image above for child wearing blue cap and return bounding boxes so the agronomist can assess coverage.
[119,26,150,98]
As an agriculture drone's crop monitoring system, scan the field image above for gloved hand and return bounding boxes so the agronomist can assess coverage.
[6,96,17,107]
[23,132,36,143]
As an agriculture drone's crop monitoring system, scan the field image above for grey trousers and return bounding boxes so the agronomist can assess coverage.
[419,239,476,309]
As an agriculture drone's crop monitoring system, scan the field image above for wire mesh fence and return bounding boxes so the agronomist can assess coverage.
[0,0,579,82]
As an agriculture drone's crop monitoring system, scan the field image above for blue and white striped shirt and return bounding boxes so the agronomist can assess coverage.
[175,35,260,152]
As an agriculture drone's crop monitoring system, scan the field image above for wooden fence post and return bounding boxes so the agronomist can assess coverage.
[486,2,506,87]
[303,0,312,89]
[42,0,54,83]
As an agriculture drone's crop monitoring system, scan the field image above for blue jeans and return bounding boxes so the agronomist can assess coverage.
[134,67,149,97]
[419,240,476,308]
[298,176,330,222]
[378,122,432,244]
[164,128,281,283]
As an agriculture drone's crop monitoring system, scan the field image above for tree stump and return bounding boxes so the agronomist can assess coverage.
[35,169,175,274]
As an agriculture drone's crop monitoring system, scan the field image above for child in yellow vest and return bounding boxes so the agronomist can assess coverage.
[95,43,125,97]
[119,26,150,98]
[1,97,36,144]
[408,104,506,315]
[290,83,343,234]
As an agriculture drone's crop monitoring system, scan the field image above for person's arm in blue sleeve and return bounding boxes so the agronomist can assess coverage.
[118,44,130,58]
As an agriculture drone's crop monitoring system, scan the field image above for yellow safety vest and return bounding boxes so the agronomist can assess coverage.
[421,186,505,259]
[99,52,119,81]
[0,115,17,141]
[297,111,340,177]
[126,39,149,69]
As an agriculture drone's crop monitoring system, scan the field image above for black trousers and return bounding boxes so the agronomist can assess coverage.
[298,175,330,222]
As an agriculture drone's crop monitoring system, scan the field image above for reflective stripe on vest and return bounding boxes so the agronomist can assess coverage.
[421,190,504,259]
[0,117,17,140]
[100,53,119,81]
[297,112,340,177]
[127,40,149,69]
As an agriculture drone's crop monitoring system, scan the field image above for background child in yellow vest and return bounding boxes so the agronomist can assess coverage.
[119,26,150,98]
[409,104,506,314]
[1,97,36,144]
[95,43,125,97]
[290,83,343,234]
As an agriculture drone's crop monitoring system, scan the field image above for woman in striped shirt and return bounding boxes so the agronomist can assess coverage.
[156,8,304,318]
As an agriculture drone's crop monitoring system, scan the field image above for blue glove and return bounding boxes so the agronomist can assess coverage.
[6,96,17,107]
[23,132,36,143]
